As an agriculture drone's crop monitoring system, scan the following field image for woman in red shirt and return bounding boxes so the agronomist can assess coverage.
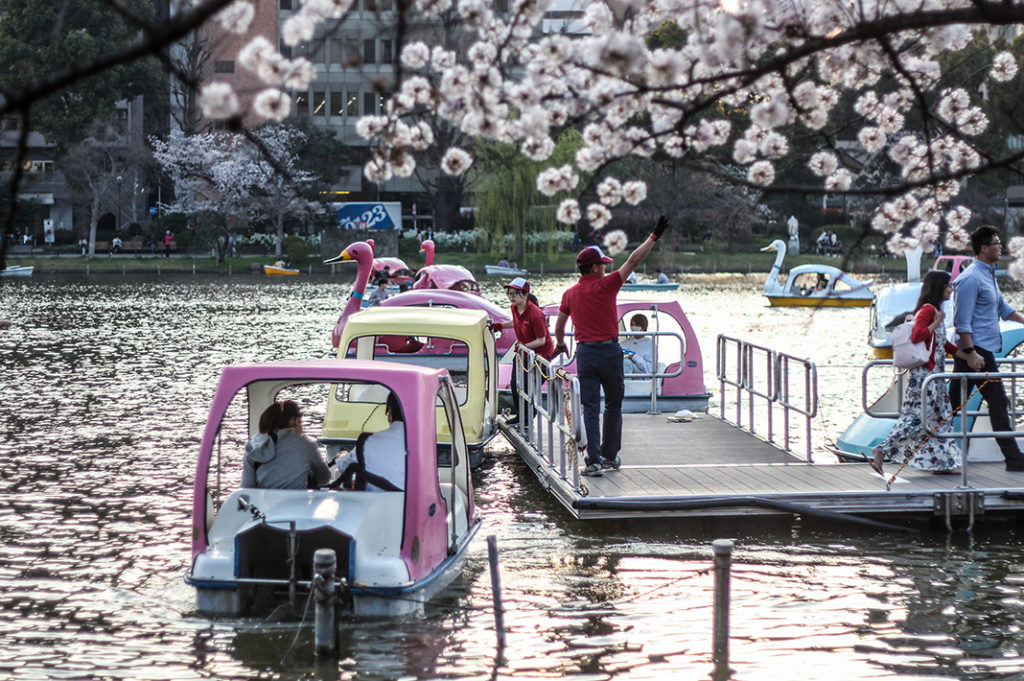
[871,270,970,476]
[492,277,553,423]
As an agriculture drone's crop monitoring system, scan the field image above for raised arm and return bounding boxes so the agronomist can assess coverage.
[617,215,670,282]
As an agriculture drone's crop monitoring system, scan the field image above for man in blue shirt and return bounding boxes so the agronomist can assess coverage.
[951,225,1024,471]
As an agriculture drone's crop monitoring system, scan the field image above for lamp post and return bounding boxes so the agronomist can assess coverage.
[116,175,123,231]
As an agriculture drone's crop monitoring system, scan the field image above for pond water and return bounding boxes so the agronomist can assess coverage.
[2,270,1024,681]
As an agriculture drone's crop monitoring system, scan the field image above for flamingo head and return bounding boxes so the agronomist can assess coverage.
[323,241,373,265]
[366,238,375,252]
[419,239,435,254]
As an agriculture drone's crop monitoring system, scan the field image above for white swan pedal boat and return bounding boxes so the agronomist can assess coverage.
[761,239,874,307]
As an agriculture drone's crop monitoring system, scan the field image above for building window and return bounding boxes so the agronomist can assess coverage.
[295,92,308,115]
[363,39,376,64]
[330,39,344,64]
[311,40,325,63]
[1,117,20,131]
[313,91,326,116]
[378,0,393,10]
[363,92,376,116]
[363,0,377,10]
[280,0,292,9]
[331,92,343,117]
[280,44,293,59]
[346,93,358,117]
[381,40,393,64]
[214,60,234,73]
[495,0,508,12]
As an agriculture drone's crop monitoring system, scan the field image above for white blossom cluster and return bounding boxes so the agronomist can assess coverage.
[205,0,1024,274]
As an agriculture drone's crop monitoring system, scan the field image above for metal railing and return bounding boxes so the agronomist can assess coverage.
[863,358,1024,489]
[554,329,687,414]
[508,346,589,490]
[716,335,819,461]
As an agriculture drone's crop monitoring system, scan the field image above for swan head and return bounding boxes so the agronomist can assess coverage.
[323,241,372,265]
[760,239,787,253]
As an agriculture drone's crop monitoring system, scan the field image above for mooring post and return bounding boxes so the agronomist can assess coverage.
[313,548,338,657]
[712,539,733,681]
[487,535,506,653]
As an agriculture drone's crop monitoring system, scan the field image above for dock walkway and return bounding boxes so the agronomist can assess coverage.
[501,413,1024,523]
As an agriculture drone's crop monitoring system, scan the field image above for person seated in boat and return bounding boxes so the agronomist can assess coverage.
[625,271,639,284]
[365,278,390,307]
[655,269,669,284]
[498,257,511,268]
[621,314,653,374]
[273,259,286,269]
[815,273,829,291]
[335,393,406,491]
[242,401,331,490]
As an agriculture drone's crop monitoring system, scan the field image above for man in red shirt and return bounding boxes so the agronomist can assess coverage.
[555,216,669,477]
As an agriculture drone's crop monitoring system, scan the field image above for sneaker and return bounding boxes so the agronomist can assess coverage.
[581,463,604,477]
[602,456,621,470]
[1006,457,1024,472]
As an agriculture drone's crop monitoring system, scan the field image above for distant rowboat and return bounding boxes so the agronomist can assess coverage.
[1,265,33,277]
[485,264,527,277]
[263,264,300,276]
[621,282,678,291]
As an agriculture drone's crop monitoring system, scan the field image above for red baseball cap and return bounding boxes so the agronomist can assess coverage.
[577,245,613,267]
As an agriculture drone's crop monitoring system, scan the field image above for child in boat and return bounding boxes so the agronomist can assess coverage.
[242,401,331,489]
[621,314,653,373]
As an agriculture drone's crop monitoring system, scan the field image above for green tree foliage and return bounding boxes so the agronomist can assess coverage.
[472,130,583,260]
[0,0,163,147]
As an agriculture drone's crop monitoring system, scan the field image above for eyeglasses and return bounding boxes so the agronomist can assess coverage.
[988,240,1002,247]
[506,289,521,297]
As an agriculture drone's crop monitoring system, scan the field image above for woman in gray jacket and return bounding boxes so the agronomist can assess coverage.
[242,401,331,489]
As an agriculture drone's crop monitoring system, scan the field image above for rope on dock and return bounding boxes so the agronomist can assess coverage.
[572,496,918,533]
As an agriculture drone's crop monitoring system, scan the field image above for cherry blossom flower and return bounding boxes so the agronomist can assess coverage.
[622,181,647,206]
[732,139,757,164]
[747,161,775,187]
[946,227,970,251]
[199,83,239,120]
[808,151,838,177]
[556,198,581,225]
[253,89,290,122]
[824,169,853,191]
[597,177,623,206]
[1009,258,1024,281]
[1008,236,1024,258]
[587,203,612,230]
[945,206,971,229]
[401,42,431,70]
[440,147,472,175]
[216,1,254,35]
[991,51,1018,82]
[602,229,628,255]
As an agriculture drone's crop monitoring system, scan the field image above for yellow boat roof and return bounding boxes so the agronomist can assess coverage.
[342,306,489,339]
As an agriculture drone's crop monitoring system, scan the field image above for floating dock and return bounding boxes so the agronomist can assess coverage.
[501,413,1024,525]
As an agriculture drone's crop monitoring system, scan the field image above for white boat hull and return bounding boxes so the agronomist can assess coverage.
[1,266,33,277]
[484,265,527,276]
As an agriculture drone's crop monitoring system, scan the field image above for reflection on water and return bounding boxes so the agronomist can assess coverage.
[1,272,1023,680]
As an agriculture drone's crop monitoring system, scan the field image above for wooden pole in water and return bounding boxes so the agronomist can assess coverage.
[712,539,733,681]
[487,535,507,653]
[313,548,338,657]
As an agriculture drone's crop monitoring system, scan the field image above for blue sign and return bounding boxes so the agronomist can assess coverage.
[149,206,157,215]
[336,202,398,230]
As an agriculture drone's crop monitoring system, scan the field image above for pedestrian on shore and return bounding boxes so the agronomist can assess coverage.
[110,236,122,256]
[163,230,173,258]
[950,225,1024,471]
[491,277,554,424]
[554,215,670,477]
[871,270,964,476]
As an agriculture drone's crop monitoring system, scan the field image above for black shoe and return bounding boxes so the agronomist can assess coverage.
[505,415,519,426]
[1006,458,1024,471]
[601,455,621,470]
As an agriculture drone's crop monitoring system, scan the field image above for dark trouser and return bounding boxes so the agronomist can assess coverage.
[577,341,624,466]
[950,346,1023,461]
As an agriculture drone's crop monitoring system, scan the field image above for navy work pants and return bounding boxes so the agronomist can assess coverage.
[576,341,624,466]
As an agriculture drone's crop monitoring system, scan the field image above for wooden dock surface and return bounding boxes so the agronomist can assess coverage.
[501,413,1024,523]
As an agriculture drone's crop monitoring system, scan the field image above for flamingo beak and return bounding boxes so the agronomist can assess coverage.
[323,249,354,264]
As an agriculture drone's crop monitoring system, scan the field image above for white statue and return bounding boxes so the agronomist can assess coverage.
[786,215,799,253]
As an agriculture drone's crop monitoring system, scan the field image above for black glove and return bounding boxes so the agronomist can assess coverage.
[489,321,503,333]
[651,214,669,241]
[553,342,568,357]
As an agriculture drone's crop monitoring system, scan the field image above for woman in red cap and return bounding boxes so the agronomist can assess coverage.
[492,277,554,424]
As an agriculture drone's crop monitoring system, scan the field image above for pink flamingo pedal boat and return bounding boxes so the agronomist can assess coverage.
[186,359,479,617]
[412,239,479,293]
[325,241,510,352]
